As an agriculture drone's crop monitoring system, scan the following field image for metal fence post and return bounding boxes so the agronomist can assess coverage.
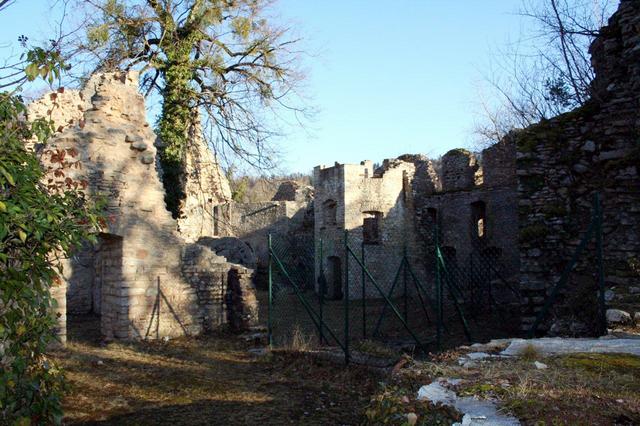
[403,245,408,323]
[344,230,350,364]
[268,234,273,347]
[319,238,325,344]
[595,193,606,336]
[435,223,443,352]
[361,240,366,340]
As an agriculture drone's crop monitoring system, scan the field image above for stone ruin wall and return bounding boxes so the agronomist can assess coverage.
[515,0,640,335]
[312,140,519,305]
[28,71,257,342]
[177,120,232,243]
[313,160,428,299]
[413,143,520,288]
[213,183,314,287]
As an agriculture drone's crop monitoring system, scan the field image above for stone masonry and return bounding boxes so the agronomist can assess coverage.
[28,71,257,341]
[313,141,519,305]
[515,0,640,335]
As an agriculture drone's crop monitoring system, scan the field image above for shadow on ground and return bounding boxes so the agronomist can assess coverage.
[57,315,380,425]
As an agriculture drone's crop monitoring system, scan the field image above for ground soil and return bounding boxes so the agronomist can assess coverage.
[55,315,380,425]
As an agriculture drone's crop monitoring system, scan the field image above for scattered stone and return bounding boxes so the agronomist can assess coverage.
[131,141,148,151]
[501,337,640,357]
[534,361,548,370]
[604,290,615,302]
[125,134,143,143]
[606,309,632,325]
[141,152,155,164]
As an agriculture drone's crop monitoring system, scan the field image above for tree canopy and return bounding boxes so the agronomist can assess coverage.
[73,0,306,216]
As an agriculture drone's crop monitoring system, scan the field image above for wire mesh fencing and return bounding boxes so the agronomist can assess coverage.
[268,224,522,362]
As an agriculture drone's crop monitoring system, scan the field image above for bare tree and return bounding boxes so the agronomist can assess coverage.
[473,0,616,147]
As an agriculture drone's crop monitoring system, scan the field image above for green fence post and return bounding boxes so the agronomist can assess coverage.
[319,238,325,344]
[403,245,408,323]
[268,234,273,347]
[435,223,443,352]
[595,193,606,336]
[361,239,366,340]
[344,230,350,364]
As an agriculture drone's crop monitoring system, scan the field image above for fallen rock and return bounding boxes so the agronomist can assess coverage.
[501,337,640,357]
[606,309,632,325]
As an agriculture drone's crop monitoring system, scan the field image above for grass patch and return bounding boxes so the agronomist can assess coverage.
[559,352,640,376]
[518,344,541,361]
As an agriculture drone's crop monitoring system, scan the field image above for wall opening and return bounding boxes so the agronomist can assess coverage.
[326,256,343,300]
[471,200,487,240]
[67,233,123,342]
[363,211,383,244]
[323,199,337,227]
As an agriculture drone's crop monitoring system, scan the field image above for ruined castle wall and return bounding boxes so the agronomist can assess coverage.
[31,72,257,341]
[412,145,520,291]
[177,121,232,242]
[314,160,426,298]
[515,1,640,334]
[216,200,312,259]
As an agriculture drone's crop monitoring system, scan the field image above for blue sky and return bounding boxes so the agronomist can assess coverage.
[0,0,528,174]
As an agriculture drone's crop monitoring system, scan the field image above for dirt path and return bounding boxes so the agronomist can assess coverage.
[55,318,379,425]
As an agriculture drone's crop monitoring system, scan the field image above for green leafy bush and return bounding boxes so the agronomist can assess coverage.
[0,88,102,423]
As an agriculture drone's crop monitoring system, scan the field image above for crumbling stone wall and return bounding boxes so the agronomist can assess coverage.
[177,120,232,242]
[314,160,427,298]
[313,140,519,304]
[515,0,640,334]
[414,142,520,286]
[28,71,257,341]
[214,183,314,287]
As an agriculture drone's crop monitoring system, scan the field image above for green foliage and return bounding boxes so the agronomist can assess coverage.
[0,91,102,423]
[81,0,302,217]
[224,166,249,202]
[23,47,65,84]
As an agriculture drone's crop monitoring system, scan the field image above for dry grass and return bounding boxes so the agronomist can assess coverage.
[518,343,541,361]
[53,319,380,425]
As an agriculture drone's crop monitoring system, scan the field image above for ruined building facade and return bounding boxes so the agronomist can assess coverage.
[28,1,639,342]
[29,72,257,342]
[313,142,519,304]
[312,0,640,335]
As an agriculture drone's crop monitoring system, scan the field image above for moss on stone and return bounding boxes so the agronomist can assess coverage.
[559,353,640,376]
